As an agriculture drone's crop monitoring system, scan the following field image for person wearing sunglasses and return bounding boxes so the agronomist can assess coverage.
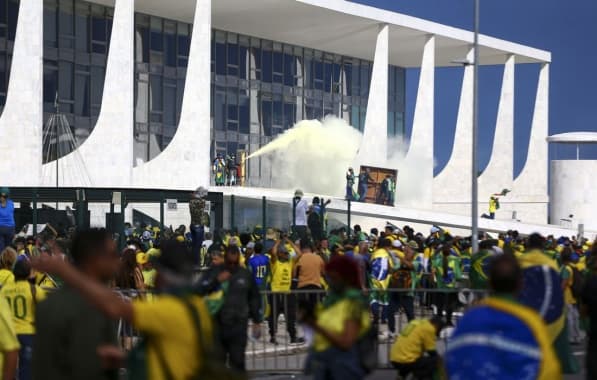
[0,187,15,252]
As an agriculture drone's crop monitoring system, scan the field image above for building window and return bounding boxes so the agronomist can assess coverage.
[42,0,112,162]
[133,13,190,164]
[0,0,19,114]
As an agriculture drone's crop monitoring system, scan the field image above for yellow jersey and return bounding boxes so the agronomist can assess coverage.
[133,295,212,380]
[0,280,47,334]
[270,260,293,293]
[561,265,576,305]
[0,268,14,287]
[0,298,19,372]
[391,319,437,363]
[313,297,370,352]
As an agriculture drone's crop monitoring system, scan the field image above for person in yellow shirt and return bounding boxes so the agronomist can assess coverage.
[0,247,17,287]
[1,259,47,380]
[390,316,444,379]
[268,239,304,345]
[33,239,216,380]
[0,297,19,380]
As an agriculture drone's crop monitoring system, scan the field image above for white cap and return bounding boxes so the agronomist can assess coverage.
[392,239,403,248]
[430,226,440,234]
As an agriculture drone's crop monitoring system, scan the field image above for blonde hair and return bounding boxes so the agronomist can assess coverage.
[0,247,17,269]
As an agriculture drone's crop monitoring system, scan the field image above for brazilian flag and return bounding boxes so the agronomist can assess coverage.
[518,251,579,374]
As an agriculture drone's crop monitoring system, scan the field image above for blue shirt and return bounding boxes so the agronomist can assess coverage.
[248,254,270,288]
[0,199,14,227]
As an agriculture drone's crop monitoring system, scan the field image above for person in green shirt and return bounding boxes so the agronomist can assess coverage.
[431,242,462,326]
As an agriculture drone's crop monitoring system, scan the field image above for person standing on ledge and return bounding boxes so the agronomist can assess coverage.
[345,168,356,201]
[0,187,15,252]
[357,168,373,202]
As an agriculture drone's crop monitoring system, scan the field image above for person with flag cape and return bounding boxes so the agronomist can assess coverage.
[517,233,579,374]
[446,253,561,380]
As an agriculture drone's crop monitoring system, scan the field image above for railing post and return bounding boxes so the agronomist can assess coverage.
[230,194,235,230]
[262,196,266,241]
[159,192,165,230]
[347,198,351,239]
[32,188,38,236]
[292,198,297,237]
[120,191,127,249]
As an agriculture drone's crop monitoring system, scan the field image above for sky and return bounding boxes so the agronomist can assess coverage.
[354,0,597,176]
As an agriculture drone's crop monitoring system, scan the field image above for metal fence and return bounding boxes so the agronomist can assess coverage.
[100,287,487,374]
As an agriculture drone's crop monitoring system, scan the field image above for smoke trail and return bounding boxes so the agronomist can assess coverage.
[249,116,436,205]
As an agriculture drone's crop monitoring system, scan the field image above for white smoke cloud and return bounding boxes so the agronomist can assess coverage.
[248,116,435,205]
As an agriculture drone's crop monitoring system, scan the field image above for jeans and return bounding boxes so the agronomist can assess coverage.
[567,304,582,343]
[435,292,457,325]
[306,346,365,380]
[358,185,367,202]
[387,293,415,333]
[0,225,14,252]
[17,334,33,380]
[189,224,204,265]
[218,322,248,372]
[345,186,354,200]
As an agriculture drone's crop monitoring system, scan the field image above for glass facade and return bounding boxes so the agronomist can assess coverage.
[43,0,112,162]
[0,0,19,114]
[133,13,190,164]
[210,30,405,159]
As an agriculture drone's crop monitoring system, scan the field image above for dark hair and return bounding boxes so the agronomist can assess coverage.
[155,239,195,275]
[325,255,361,289]
[353,225,361,233]
[300,238,314,251]
[560,247,573,263]
[489,253,521,294]
[253,242,263,254]
[526,233,545,250]
[13,258,31,280]
[115,248,139,289]
[70,228,112,267]
[378,238,392,248]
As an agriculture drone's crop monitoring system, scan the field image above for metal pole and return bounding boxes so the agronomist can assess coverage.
[471,0,480,253]
[32,189,38,236]
[159,193,165,230]
[347,199,351,239]
[292,198,296,236]
[262,196,266,241]
[230,194,235,230]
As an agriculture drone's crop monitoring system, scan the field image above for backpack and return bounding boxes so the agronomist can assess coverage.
[568,265,584,301]
[127,297,246,380]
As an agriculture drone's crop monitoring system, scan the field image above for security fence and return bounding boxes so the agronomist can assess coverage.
[97,287,487,375]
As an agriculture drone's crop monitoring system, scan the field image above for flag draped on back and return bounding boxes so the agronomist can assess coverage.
[445,297,561,380]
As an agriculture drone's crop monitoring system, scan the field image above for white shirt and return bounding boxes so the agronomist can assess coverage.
[294,198,308,226]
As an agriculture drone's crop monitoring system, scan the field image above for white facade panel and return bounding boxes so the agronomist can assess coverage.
[0,0,43,186]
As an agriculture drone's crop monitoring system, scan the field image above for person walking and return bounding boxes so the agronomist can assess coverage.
[0,188,15,252]
[303,255,371,380]
[198,245,261,372]
[1,259,47,380]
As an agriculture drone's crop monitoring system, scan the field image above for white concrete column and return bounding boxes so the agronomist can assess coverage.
[402,34,435,209]
[354,23,388,168]
[43,0,134,187]
[478,55,515,209]
[134,0,211,189]
[0,0,43,186]
[511,63,549,223]
[248,49,260,186]
[433,47,474,214]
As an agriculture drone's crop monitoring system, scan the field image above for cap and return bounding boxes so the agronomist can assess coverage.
[392,239,403,248]
[294,189,304,197]
[430,226,441,234]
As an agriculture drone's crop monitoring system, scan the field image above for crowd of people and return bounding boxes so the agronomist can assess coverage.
[0,186,596,380]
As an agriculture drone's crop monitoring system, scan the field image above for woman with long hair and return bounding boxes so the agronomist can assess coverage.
[114,247,145,350]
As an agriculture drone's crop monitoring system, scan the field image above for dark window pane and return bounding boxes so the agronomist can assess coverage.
[90,66,104,106]
[164,32,176,67]
[239,46,248,80]
[0,53,6,92]
[273,100,282,126]
[43,65,57,104]
[7,0,18,40]
[74,73,89,116]
[239,94,249,133]
[44,6,57,47]
[214,91,225,130]
[150,75,162,111]
[163,85,175,125]
[215,42,226,75]
[261,100,272,136]
[91,16,106,42]
[75,12,88,52]
[178,34,189,57]
[58,61,73,100]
